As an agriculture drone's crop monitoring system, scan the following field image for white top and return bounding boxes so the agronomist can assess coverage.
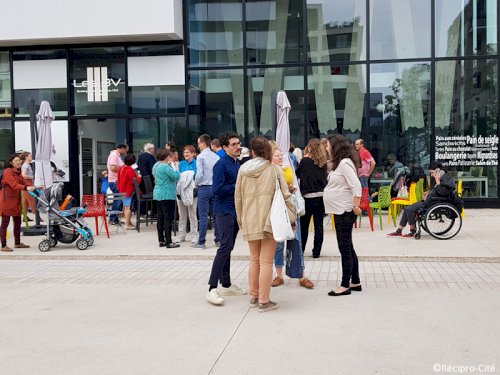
[323,158,362,215]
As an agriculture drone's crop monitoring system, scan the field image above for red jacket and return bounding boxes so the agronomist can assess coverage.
[117,166,141,197]
[0,168,27,217]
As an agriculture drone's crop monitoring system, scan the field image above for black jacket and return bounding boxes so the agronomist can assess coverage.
[296,157,328,196]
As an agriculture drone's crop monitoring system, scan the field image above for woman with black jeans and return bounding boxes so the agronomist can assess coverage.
[323,135,362,296]
[152,148,180,248]
[296,138,328,258]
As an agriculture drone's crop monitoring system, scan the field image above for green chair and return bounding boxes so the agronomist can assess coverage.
[369,185,394,229]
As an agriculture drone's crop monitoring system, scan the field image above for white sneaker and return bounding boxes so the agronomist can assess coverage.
[206,289,224,305]
[219,284,247,296]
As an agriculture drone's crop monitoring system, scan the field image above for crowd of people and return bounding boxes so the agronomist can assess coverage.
[0,132,459,312]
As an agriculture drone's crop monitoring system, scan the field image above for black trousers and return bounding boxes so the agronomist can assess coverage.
[157,200,175,244]
[399,201,426,227]
[299,197,325,257]
[334,211,360,288]
[208,213,239,289]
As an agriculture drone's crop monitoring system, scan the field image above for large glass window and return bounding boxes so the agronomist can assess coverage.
[129,117,187,155]
[0,52,11,117]
[307,0,366,63]
[69,47,126,116]
[246,0,304,65]
[0,120,12,163]
[188,0,244,67]
[189,69,244,140]
[308,64,367,140]
[248,67,305,146]
[14,89,67,117]
[436,0,497,57]
[370,0,431,60]
[435,59,497,198]
[129,86,185,114]
[369,62,431,177]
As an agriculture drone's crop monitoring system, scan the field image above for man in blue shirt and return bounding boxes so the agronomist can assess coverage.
[192,134,220,249]
[206,132,247,305]
[211,138,226,158]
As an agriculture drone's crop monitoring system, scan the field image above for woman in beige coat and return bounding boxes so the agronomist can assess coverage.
[235,136,296,312]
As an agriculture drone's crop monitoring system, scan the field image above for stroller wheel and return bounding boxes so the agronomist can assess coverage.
[76,238,89,251]
[86,237,94,246]
[39,240,51,252]
[49,238,58,248]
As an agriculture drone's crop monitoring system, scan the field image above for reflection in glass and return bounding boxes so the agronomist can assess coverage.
[370,62,431,172]
[370,0,431,60]
[0,121,12,162]
[435,59,497,197]
[307,0,366,62]
[189,70,244,141]
[129,86,185,114]
[0,52,11,117]
[247,67,304,146]
[308,64,366,139]
[246,0,303,65]
[436,0,497,57]
[14,89,68,117]
[129,117,187,155]
[188,0,243,67]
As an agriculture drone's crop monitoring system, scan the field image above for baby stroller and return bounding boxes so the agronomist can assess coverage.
[30,182,94,251]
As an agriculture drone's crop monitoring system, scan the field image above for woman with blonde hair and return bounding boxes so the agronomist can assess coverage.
[19,151,36,219]
[296,139,328,258]
[268,143,314,289]
[235,136,296,312]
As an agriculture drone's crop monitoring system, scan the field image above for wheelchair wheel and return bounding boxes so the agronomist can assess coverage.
[424,204,462,240]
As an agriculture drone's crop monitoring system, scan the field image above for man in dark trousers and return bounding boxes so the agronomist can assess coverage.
[206,132,247,305]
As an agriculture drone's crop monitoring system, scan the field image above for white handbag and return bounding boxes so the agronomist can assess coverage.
[270,174,295,242]
[292,191,306,216]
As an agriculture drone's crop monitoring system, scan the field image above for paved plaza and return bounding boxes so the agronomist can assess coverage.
[1,209,499,374]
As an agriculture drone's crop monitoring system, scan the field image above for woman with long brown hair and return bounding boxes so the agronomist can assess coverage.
[323,135,362,296]
[296,138,328,258]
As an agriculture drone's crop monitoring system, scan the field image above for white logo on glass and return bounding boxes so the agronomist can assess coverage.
[72,67,122,102]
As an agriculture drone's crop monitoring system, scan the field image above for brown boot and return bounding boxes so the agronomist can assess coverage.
[271,276,284,287]
[1,245,13,252]
[299,277,314,289]
[14,243,30,249]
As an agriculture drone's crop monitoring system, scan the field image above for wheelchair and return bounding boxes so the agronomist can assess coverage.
[414,200,462,240]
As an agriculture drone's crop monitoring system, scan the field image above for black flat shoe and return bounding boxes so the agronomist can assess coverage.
[349,285,362,292]
[159,242,166,247]
[166,243,180,248]
[328,289,351,296]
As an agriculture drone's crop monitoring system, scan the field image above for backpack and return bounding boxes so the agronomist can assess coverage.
[449,190,464,212]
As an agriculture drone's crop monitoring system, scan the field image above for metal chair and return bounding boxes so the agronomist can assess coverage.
[133,178,156,232]
[102,192,126,234]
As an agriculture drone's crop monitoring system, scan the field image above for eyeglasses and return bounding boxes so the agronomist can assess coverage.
[229,142,241,147]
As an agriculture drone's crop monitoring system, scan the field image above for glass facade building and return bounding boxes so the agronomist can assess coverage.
[0,0,498,204]
[186,0,499,203]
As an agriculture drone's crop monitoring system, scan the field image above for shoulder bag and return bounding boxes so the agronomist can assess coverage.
[270,168,295,242]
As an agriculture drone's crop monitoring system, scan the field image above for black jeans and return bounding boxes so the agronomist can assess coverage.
[300,197,325,257]
[399,201,426,227]
[334,211,360,288]
[157,200,175,244]
[208,213,239,289]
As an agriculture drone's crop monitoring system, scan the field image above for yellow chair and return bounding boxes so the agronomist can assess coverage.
[391,182,417,223]
[457,179,465,218]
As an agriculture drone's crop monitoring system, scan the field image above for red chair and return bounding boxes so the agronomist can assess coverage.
[358,187,374,231]
[81,194,110,239]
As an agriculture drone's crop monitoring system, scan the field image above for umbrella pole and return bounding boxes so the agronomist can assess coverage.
[22,98,45,236]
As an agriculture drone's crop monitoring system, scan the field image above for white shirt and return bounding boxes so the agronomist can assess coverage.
[323,158,362,215]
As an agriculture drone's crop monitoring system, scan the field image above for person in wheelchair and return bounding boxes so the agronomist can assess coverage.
[387,161,456,238]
